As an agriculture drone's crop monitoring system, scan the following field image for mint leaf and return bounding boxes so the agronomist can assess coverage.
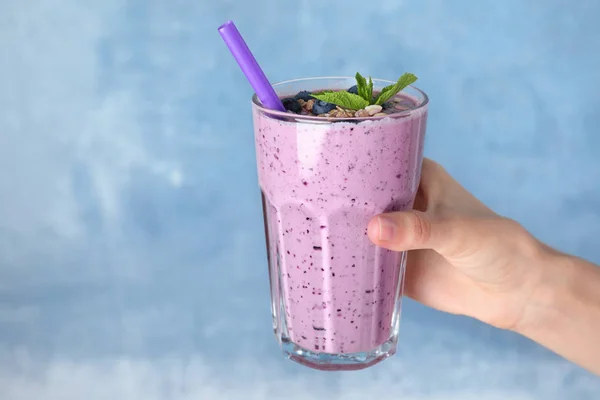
[312,90,333,96]
[374,73,418,105]
[355,72,375,104]
[355,72,369,102]
[311,91,370,110]
[367,77,374,104]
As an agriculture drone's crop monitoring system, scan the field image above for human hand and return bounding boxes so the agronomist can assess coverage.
[367,158,546,331]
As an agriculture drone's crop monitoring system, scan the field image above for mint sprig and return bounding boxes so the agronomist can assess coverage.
[311,91,369,110]
[311,72,417,110]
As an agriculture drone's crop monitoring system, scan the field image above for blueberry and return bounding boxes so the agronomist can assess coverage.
[294,91,314,101]
[347,85,359,95]
[312,100,337,115]
[282,98,302,113]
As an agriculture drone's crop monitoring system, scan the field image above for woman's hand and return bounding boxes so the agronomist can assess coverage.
[367,158,600,375]
[367,158,546,330]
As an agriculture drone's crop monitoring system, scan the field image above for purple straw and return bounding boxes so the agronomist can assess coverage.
[218,21,286,112]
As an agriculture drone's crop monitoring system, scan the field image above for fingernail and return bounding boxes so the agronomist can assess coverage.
[377,216,395,241]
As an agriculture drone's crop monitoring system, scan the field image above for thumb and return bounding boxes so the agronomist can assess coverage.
[367,211,464,255]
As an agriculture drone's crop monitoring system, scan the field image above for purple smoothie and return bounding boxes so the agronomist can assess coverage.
[253,78,428,369]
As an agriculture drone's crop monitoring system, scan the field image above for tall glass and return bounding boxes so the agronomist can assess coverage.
[252,77,428,371]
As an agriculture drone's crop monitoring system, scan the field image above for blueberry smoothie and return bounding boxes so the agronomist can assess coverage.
[252,76,428,370]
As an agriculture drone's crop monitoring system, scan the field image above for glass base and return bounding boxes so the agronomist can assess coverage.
[280,335,398,371]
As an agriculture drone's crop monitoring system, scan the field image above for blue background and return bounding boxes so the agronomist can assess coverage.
[1,0,599,398]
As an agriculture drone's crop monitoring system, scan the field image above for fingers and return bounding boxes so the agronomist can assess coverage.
[367,157,497,258]
[420,158,496,217]
[403,250,470,316]
[367,210,478,260]
[414,158,448,213]
[367,211,446,252]
[368,211,431,251]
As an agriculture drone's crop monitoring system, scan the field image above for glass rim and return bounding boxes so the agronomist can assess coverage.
[251,76,429,123]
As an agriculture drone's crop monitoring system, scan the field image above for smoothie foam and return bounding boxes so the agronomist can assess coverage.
[254,94,428,355]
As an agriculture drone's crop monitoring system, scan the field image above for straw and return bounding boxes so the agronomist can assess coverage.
[218,21,286,112]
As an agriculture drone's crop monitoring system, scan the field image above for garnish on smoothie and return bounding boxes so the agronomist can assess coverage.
[280,72,418,118]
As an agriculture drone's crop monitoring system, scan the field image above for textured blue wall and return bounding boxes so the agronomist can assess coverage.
[0,0,599,398]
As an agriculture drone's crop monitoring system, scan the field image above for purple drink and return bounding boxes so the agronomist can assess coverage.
[253,77,428,371]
